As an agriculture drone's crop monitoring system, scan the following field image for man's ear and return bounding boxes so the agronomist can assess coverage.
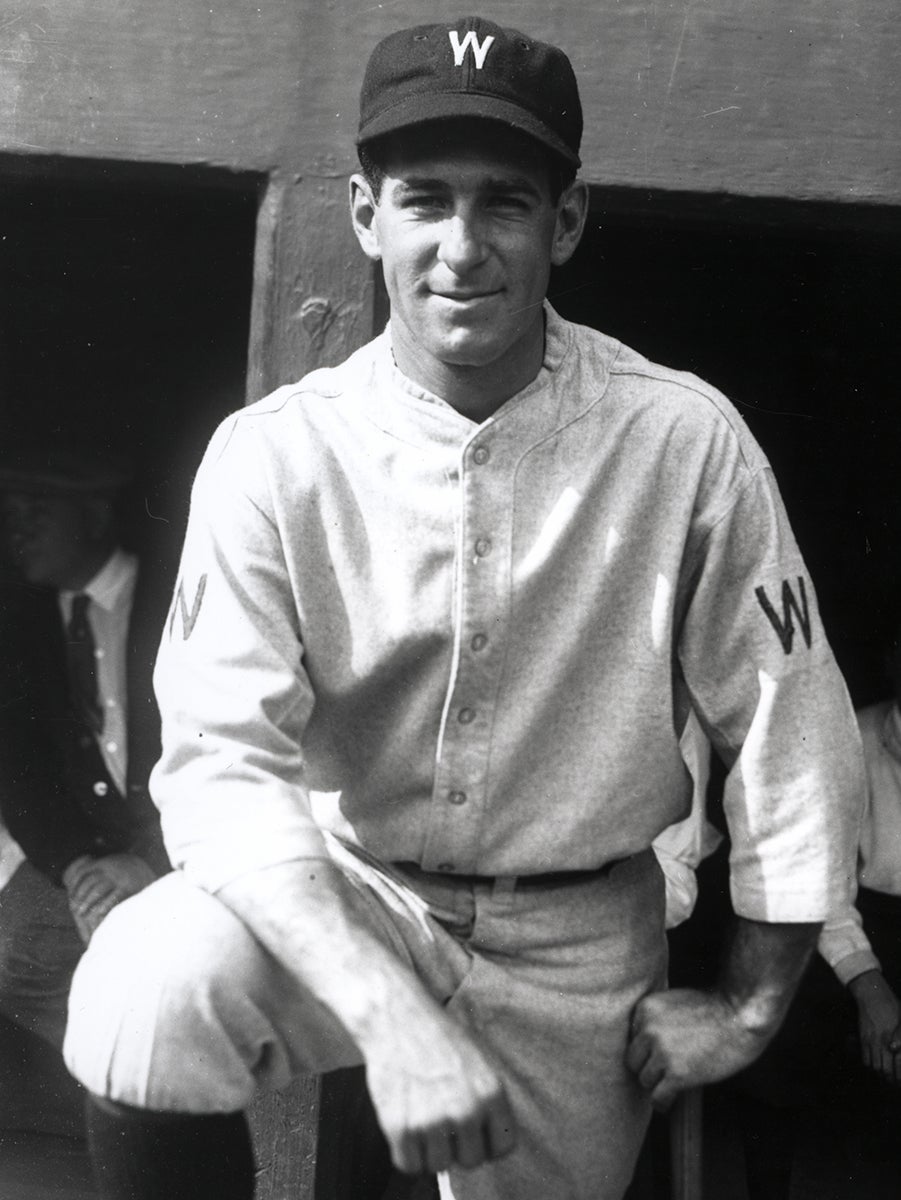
[550,179,589,268]
[349,174,381,262]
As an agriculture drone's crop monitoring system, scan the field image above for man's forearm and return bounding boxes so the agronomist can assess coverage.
[217,859,516,1174]
[718,915,821,1035]
[628,916,820,1108]
[218,858,430,1048]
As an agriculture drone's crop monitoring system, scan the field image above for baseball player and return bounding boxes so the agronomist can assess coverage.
[63,16,862,1200]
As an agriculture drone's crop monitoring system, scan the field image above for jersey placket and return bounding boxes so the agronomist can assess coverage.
[422,428,511,874]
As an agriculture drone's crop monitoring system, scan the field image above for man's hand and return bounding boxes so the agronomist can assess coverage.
[365,1001,516,1175]
[627,986,772,1110]
[848,969,901,1084]
[63,852,157,943]
[627,917,820,1110]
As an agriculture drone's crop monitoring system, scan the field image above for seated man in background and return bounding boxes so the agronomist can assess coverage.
[819,626,901,1083]
[0,447,169,1050]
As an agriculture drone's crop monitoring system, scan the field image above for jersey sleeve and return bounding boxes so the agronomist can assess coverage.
[817,895,880,985]
[150,414,329,894]
[678,466,863,923]
[817,752,881,984]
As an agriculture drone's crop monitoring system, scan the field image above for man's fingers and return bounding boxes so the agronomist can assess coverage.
[484,1098,517,1162]
[625,1026,651,1075]
[69,875,111,908]
[861,1038,873,1071]
[390,1095,516,1176]
[650,1077,679,1112]
[625,1025,671,1099]
[392,1129,425,1176]
[442,1119,491,1170]
[638,1058,666,1094]
[422,1125,454,1174]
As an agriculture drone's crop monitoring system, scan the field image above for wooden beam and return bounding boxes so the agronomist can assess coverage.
[246,172,375,402]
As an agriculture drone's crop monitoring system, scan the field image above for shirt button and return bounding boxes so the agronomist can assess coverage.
[474,537,491,557]
[448,790,467,806]
[458,707,476,724]
[93,781,109,797]
[95,648,105,660]
[472,445,490,466]
[105,741,118,754]
[470,633,488,652]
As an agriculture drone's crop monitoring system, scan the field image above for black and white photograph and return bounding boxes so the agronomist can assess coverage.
[1,5,899,1198]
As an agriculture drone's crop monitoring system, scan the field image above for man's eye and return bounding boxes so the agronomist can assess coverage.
[403,195,444,211]
[487,196,530,212]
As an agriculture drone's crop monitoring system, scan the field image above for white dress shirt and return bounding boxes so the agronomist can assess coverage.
[818,699,901,983]
[59,547,138,796]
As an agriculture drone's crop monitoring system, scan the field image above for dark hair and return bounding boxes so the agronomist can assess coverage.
[357,125,577,205]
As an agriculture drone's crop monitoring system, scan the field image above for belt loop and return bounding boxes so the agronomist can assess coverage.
[492,875,517,901]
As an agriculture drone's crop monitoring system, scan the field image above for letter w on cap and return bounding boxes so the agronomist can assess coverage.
[449,30,495,69]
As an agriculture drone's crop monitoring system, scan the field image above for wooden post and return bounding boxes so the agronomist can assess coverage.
[670,1088,704,1200]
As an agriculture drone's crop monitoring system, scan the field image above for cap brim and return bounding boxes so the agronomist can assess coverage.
[357,91,581,168]
[0,462,133,494]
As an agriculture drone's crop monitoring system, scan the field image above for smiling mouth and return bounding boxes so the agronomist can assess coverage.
[434,290,500,302]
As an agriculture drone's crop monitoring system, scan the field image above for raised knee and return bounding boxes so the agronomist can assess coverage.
[64,875,272,1110]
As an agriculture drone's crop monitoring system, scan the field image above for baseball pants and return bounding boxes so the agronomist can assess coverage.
[64,840,667,1200]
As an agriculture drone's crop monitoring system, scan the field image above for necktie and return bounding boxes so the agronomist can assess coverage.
[67,593,104,735]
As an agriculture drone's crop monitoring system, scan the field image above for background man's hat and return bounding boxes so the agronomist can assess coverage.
[0,446,133,495]
[357,15,582,167]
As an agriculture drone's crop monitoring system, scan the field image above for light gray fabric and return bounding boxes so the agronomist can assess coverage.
[152,305,859,920]
[65,845,666,1200]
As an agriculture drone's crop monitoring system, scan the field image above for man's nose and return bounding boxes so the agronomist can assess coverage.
[437,213,488,273]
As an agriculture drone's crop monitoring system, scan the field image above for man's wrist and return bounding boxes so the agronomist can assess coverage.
[717,985,786,1039]
[848,968,890,1001]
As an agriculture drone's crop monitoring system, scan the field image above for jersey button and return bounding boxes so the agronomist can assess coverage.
[470,633,488,652]
[472,445,490,465]
[448,790,467,806]
[93,781,109,797]
[458,707,476,724]
[474,537,491,558]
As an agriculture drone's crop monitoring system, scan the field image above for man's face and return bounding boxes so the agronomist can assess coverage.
[352,124,585,404]
[1,491,104,589]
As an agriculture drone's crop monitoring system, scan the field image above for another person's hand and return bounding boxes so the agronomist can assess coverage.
[63,852,157,943]
[848,968,901,1084]
[626,986,774,1111]
[364,999,517,1176]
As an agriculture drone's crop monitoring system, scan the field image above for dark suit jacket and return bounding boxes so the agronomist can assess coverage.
[0,557,172,884]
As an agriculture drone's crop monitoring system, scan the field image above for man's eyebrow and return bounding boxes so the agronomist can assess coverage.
[484,177,545,199]
[393,174,544,197]
[393,175,450,193]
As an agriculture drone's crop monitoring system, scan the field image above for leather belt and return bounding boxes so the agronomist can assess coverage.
[393,856,632,890]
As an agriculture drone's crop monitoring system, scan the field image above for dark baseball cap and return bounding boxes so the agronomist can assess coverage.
[0,447,133,495]
[357,15,582,168]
